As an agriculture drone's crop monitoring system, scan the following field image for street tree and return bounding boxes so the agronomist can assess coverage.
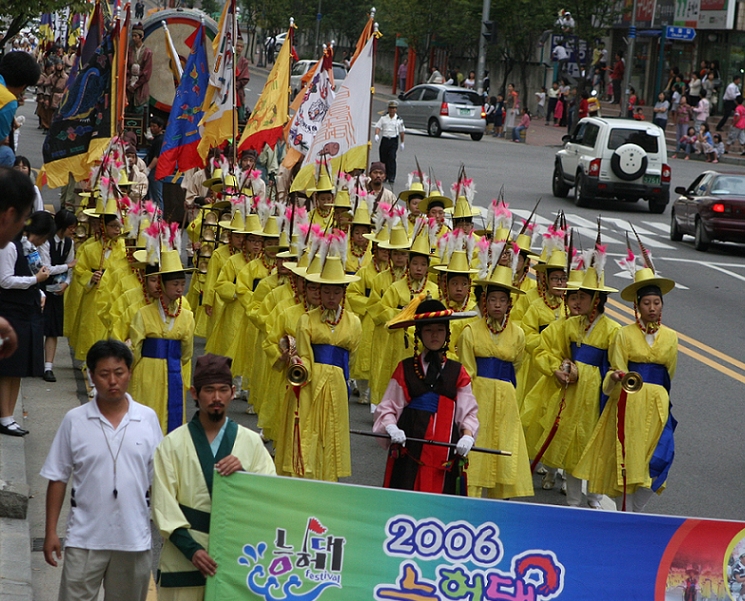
[0,0,89,52]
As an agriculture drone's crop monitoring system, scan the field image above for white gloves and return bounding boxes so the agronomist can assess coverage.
[400,142,405,150]
[385,423,406,445]
[456,435,475,456]
[374,134,380,143]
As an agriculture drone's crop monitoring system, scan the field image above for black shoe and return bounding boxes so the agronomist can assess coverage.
[43,370,56,382]
[0,422,27,436]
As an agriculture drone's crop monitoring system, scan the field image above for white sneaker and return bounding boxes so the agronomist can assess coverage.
[541,473,555,490]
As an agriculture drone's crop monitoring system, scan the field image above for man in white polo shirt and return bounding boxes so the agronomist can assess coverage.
[41,339,162,601]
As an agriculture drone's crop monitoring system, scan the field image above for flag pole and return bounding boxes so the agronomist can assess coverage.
[231,0,238,173]
[365,9,377,172]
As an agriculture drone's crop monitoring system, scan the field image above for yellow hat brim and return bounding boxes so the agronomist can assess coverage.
[620,276,675,302]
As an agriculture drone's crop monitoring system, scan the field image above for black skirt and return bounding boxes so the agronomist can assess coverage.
[43,292,64,337]
[0,302,44,378]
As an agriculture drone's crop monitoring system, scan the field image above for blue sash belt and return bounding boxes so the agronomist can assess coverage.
[312,344,350,381]
[571,342,610,414]
[142,338,183,433]
[628,361,676,492]
[475,357,516,387]
[408,391,440,413]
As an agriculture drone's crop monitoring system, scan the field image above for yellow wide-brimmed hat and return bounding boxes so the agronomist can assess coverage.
[150,250,197,276]
[399,181,427,204]
[305,256,360,285]
[560,266,617,294]
[534,249,567,272]
[379,225,409,250]
[313,170,335,194]
[447,196,481,220]
[475,264,525,295]
[433,250,478,275]
[218,210,246,232]
[620,267,675,302]
[203,168,225,191]
[409,223,434,256]
[334,187,352,209]
[251,215,280,238]
[419,193,453,214]
[83,196,119,218]
[351,202,372,227]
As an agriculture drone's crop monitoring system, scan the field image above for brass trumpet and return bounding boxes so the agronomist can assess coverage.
[280,335,308,386]
[621,371,643,393]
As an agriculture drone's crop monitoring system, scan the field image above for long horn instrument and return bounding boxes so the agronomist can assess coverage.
[350,430,512,456]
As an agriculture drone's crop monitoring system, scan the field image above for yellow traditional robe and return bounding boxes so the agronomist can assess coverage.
[346,260,387,380]
[510,286,540,326]
[458,319,533,499]
[213,252,250,358]
[368,276,439,406]
[96,259,141,334]
[63,236,97,349]
[130,301,195,434]
[344,239,371,274]
[287,307,361,482]
[574,324,678,496]
[531,313,621,473]
[203,244,235,348]
[185,271,209,338]
[443,295,478,361]
[152,417,275,600]
[71,238,128,361]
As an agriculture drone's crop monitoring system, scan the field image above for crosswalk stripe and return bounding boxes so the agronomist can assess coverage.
[641,221,670,233]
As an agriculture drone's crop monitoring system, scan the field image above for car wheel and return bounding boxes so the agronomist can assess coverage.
[428,119,442,137]
[669,210,683,241]
[574,172,591,207]
[610,143,648,181]
[470,132,483,141]
[552,163,570,198]
[694,218,709,251]
[648,198,667,214]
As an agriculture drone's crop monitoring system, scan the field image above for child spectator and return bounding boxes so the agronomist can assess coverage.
[672,126,697,160]
[712,133,725,159]
[633,106,645,121]
[535,87,546,120]
[492,94,505,138]
[512,108,531,142]
[627,86,637,119]
[695,123,717,163]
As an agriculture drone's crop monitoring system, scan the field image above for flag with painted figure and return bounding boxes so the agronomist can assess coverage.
[156,23,209,180]
[206,472,745,601]
[236,23,293,153]
[197,0,236,160]
[286,51,335,157]
[290,35,374,193]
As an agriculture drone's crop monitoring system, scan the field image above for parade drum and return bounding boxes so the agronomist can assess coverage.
[141,9,218,112]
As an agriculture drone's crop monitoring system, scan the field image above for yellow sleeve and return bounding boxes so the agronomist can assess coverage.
[180,310,195,366]
[666,331,678,379]
[295,312,314,384]
[73,243,95,290]
[346,271,369,316]
[373,285,400,326]
[533,319,567,378]
[214,259,237,302]
[456,324,478,380]
[202,252,223,307]
[520,304,543,354]
[129,308,147,367]
[263,309,287,369]
[236,263,254,311]
[152,439,191,538]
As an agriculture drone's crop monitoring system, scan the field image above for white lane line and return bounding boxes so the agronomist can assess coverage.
[658,256,745,268]
[602,217,657,236]
[642,221,670,233]
[563,213,598,229]
[703,263,745,282]
[612,269,689,289]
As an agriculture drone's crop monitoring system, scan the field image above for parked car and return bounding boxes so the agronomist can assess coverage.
[670,171,745,251]
[552,117,671,213]
[290,60,347,98]
[396,84,486,141]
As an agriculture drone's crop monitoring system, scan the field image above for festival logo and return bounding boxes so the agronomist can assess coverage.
[375,516,565,601]
[238,516,346,601]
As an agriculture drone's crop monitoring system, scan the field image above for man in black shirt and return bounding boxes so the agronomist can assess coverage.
[146,116,165,210]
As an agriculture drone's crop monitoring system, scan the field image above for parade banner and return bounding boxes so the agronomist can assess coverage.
[206,473,745,601]
[290,35,374,193]
[286,56,334,157]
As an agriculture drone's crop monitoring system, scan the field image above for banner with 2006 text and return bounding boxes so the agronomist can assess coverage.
[205,473,745,601]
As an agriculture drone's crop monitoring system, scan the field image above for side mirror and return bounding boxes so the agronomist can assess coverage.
[674,186,688,195]
[561,134,571,143]
[398,93,405,100]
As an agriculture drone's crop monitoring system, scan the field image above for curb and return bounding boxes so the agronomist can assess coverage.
[0,394,32,601]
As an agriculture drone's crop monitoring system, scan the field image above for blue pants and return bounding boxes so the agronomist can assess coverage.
[147,172,163,211]
[512,125,526,141]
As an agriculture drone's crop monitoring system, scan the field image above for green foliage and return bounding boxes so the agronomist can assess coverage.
[201,0,220,17]
[0,0,89,51]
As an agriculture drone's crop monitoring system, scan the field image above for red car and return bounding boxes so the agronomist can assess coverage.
[670,171,745,251]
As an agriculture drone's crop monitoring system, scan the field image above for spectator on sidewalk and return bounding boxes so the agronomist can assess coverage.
[713,133,725,159]
[626,86,637,119]
[726,95,745,154]
[0,210,55,436]
[41,340,162,600]
[653,92,670,130]
[674,96,693,148]
[427,65,444,84]
[512,108,531,142]
[717,75,741,131]
[146,115,165,210]
[672,126,697,160]
[505,83,520,130]
[695,123,717,163]
[688,71,702,106]
[492,94,505,137]
[397,57,408,92]
[546,81,559,125]
[609,52,624,104]
[535,86,546,120]
[693,90,711,130]
[578,90,589,120]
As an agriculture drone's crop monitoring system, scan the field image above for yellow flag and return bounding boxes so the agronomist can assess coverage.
[237,28,292,153]
[197,0,237,160]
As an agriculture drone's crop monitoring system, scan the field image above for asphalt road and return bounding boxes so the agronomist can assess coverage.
[20,65,745,526]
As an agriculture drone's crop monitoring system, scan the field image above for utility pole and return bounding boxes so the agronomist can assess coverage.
[476,0,491,95]
[315,0,323,53]
[620,0,638,118]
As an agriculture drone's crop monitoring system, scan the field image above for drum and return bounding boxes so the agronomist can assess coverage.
[141,9,218,113]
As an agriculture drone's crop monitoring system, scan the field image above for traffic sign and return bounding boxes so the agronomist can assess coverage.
[665,26,696,41]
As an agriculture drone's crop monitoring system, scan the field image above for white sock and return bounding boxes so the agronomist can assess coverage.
[45,362,53,371]
[0,416,15,426]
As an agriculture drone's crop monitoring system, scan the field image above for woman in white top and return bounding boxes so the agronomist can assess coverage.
[0,212,55,436]
[38,209,77,382]
[688,72,702,106]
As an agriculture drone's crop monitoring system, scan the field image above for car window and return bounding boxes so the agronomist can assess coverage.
[696,175,713,196]
[685,174,706,195]
[291,62,310,76]
[582,123,600,148]
[421,88,439,101]
[570,122,587,144]
[444,90,482,106]
[607,128,659,153]
[710,176,745,195]
[403,88,423,102]
[332,66,347,80]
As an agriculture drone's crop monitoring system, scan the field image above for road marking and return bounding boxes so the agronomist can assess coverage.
[703,263,745,283]
[643,221,671,233]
